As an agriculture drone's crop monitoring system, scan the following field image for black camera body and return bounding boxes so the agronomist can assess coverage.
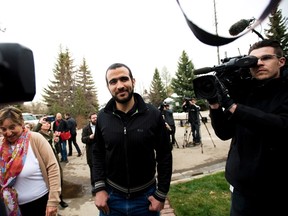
[0,43,35,104]
[184,98,191,107]
[193,55,258,100]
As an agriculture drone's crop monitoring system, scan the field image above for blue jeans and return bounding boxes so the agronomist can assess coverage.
[60,140,68,161]
[99,185,160,216]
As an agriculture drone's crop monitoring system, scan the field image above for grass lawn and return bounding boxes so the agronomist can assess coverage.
[168,171,231,216]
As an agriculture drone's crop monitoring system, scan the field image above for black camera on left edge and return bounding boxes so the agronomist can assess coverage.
[0,43,35,104]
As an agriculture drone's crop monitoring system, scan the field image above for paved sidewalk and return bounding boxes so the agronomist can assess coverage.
[58,111,230,216]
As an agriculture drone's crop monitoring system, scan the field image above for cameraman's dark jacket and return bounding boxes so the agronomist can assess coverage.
[182,102,200,124]
[209,72,288,194]
[162,109,175,126]
[92,93,172,202]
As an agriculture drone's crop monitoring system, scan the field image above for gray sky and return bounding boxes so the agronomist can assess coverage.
[0,0,287,106]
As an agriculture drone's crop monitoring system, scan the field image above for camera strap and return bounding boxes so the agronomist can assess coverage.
[176,0,282,46]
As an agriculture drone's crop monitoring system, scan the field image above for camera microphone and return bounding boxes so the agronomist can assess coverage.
[229,18,255,36]
[194,67,214,75]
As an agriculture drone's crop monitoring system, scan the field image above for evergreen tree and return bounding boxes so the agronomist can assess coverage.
[148,68,167,108]
[42,47,100,117]
[171,50,195,112]
[161,66,173,97]
[265,5,288,56]
[42,46,75,115]
[75,58,99,115]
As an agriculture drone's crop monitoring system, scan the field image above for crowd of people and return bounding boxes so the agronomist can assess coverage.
[0,39,287,216]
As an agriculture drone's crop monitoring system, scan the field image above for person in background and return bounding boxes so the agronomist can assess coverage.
[64,113,82,157]
[182,98,202,145]
[24,122,33,131]
[52,113,69,163]
[208,39,288,215]
[33,116,69,208]
[92,63,172,216]
[161,103,176,148]
[0,106,61,216]
[81,112,97,195]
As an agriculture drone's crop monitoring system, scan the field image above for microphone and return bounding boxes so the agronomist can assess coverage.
[194,67,214,75]
[229,18,255,36]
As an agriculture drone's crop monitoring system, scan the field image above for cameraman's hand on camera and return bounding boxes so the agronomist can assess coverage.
[215,79,235,111]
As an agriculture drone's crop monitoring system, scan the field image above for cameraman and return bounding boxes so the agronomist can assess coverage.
[208,39,288,215]
[161,103,176,148]
[182,98,201,145]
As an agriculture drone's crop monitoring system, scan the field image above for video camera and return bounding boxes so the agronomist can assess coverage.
[159,101,169,112]
[184,97,192,102]
[0,43,35,104]
[192,55,258,100]
[183,97,192,107]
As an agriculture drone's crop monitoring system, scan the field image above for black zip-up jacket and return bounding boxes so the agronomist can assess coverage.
[81,123,95,167]
[209,71,288,195]
[92,93,172,202]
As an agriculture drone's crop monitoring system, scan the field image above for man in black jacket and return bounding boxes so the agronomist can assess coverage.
[92,63,172,215]
[81,112,97,195]
[65,113,82,157]
[208,39,288,215]
[182,98,202,145]
[161,103,176,148]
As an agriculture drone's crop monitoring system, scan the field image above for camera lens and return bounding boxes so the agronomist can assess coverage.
[193,75,218,99]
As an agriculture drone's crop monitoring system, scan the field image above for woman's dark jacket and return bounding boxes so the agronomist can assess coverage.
[209,72,288,194]
[92,93,172,202]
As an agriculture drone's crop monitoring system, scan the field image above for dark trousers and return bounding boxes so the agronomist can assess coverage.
[230,188,283,216]
[190,121,201,143]
[168,125,176,144]
[68,133,81,155]
[19,192,48,216]
[88,163,94,186]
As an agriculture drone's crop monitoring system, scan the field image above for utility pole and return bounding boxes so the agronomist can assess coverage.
[213,0,220,64]
[0,22,6,32]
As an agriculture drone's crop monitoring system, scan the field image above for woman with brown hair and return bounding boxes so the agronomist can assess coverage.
[0,106,61,216]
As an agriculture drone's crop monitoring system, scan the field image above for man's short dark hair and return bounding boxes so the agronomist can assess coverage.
[248,39,283,57]
[89,112,97,119]
[105,63,134,85]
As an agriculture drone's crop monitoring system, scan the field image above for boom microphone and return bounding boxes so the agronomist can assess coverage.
[194,67,214,75]
[229,18,255,36]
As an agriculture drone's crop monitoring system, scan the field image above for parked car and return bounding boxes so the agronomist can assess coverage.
[44,115,55,122]
[22,113,39,128]
[33,113,46,119]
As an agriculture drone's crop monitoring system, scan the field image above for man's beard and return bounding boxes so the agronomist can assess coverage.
[113,89,134,104]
